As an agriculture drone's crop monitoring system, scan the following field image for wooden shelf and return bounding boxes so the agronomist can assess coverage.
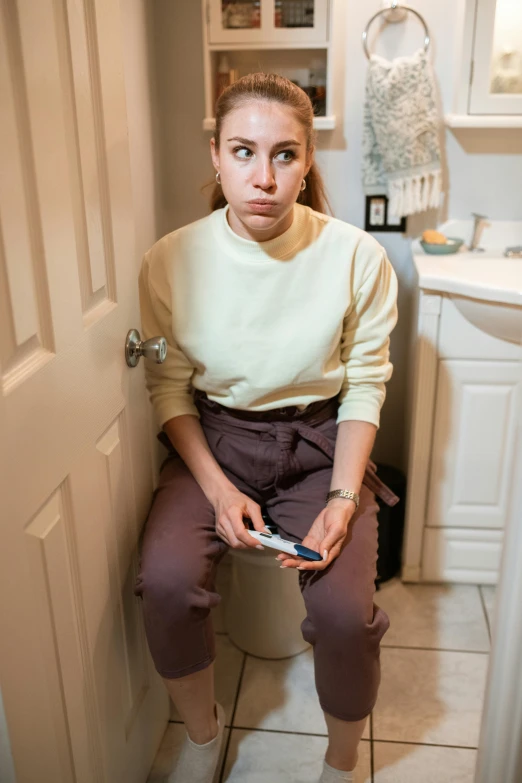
[203,115,335,131]
[445,114,522,129]
[208,42,329,51]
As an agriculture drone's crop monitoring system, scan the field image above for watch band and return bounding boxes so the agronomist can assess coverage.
[325,489,360,509]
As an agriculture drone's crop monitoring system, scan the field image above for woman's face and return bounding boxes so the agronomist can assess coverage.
[210,100,312,241]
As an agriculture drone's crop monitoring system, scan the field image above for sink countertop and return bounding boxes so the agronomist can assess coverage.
[412,220,522,307]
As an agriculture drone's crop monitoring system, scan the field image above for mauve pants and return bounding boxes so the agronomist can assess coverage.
[133,390,392,722]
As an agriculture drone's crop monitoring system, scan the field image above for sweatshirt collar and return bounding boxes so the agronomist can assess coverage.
[216,202,309,261]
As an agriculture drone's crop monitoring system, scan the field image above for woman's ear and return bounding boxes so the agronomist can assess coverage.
[210,137,219,173]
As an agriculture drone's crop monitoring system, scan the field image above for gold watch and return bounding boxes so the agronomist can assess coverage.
[325,489,360,509]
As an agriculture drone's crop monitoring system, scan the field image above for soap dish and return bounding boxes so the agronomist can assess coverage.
[420,237,464,255]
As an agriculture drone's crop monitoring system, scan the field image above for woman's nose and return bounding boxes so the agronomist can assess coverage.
[252,159,275,190]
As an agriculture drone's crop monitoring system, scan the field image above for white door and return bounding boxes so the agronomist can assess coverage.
[0,1,167,781]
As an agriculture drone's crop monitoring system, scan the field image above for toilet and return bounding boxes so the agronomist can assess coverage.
[224,512,310,659]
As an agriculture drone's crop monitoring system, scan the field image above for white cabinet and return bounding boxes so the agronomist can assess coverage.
[207,0,328,45]
[470,0,522,115]
[202,0,334,130]
[402,292,522,585]
[446,0,522,128]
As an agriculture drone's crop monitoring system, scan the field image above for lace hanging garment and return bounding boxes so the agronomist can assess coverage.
[362,48,443,219]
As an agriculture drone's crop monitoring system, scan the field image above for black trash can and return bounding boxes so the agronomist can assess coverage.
[374,464,407,589]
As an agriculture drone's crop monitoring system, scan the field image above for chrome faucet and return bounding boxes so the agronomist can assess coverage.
[469,213,489,252]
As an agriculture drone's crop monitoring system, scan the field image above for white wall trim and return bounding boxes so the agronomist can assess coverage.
[401,292,442,582]
[475,377,522,782]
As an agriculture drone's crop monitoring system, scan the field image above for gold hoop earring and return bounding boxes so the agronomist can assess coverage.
[216,172,221,185]
[300,179,307,191]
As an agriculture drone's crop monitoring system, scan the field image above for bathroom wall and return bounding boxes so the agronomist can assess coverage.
[150,0,522,472]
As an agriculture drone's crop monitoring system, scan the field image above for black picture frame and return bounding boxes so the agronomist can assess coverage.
[364,195,407,233]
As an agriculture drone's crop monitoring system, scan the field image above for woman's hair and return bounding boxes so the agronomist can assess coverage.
[209,72,331,215]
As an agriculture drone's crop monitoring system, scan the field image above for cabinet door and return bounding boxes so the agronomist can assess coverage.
[208,0,266,45]
[470,0,522,114]
[271,0,328,44]
[207,0,328,45]
[426,359,521,529]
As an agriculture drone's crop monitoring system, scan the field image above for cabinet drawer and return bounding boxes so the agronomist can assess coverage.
[422,527,503,584]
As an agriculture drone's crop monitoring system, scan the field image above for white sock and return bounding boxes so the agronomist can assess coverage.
[168,702,226,783]
[318,758,354,783]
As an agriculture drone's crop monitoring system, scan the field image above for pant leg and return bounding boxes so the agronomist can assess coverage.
[265,445,390,721]
[133,456,228,678]
[134,422,267,679]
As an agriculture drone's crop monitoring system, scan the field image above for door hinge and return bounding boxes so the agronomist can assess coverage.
[206,0,210,26]
[469,60,474,86]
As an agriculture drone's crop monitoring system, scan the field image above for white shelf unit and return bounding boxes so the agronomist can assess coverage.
[445,113,522,129]
[450,0,522,128]
[207,0,328,45]
[202,0,335,132]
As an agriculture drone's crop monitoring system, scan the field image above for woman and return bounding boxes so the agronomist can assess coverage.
[134,73,399,783]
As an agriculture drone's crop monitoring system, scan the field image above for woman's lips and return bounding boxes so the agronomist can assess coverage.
[247,200,277,213]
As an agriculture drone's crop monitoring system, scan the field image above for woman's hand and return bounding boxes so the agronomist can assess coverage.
[212,486,269,550]
[276,498,357,570]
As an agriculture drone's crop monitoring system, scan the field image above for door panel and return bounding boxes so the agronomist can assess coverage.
[426,359,521,529]
[0,0,166,781]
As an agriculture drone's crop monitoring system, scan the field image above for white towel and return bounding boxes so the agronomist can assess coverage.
[362,48,443,218]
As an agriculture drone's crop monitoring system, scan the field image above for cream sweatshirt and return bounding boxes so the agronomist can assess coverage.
[138,203,398,429]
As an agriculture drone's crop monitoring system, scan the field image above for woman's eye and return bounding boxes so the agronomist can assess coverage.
[275,150,295,162]
[234,147,253,159]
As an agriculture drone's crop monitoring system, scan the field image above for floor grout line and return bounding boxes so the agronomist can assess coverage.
[218,632,490,655]
[371,738,479,751]
[478,585,492,643]
[167,719,478,752]
[381,643,489,654]
[370,712,374,783]
[218,651,247,783]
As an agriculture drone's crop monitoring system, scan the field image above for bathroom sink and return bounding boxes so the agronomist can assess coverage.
[412,219,522,345]
[450,293,521,344]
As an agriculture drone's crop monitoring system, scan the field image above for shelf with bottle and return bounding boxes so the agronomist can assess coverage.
[207,48,334,129]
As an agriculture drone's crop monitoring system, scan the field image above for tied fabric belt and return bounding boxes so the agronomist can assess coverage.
[260,418,399,507]
[192,391,400,508]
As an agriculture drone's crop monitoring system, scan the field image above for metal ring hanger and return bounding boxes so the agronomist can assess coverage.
[362,2,431,60]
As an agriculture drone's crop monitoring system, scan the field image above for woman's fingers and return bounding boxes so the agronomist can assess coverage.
[228,505,263,549]
[218,516,247,549]
[277,546,339,570]
[245,501,267,533]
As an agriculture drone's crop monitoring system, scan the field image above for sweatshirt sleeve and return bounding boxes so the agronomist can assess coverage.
[336,246,398,428]
[138,247,200,427]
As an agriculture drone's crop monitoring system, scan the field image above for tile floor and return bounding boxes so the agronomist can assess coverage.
[147,560,496,782]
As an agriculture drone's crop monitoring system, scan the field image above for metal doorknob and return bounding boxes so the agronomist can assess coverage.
[125,328,167,367]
